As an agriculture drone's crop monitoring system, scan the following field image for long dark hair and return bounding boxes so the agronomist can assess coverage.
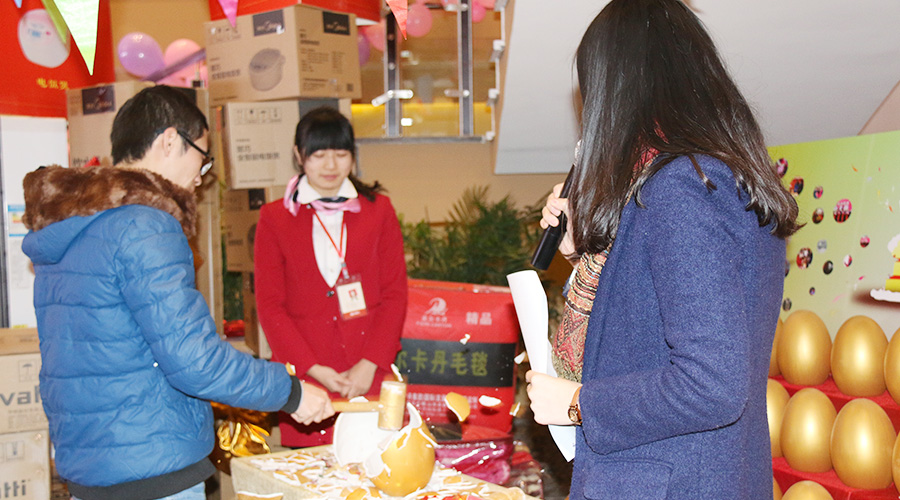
[294,106,383,201]
[570,0,799,254]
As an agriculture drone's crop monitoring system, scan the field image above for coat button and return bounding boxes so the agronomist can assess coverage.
[326,290,335,297]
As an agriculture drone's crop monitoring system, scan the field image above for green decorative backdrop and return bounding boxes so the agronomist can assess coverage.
[770,130,900,335]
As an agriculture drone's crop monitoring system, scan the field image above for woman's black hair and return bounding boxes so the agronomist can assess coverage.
[570,0,799,254]
[294,106,383,201]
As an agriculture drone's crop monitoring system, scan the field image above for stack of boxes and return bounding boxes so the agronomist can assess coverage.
[0,328,48,500]
[204,3,361,356]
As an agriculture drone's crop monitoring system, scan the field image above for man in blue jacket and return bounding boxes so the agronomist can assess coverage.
[22,85,334,500]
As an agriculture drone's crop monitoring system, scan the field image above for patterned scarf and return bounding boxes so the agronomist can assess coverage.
[551,147,659,382]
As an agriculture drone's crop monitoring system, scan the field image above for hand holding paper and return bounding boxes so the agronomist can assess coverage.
[507,270,576,461]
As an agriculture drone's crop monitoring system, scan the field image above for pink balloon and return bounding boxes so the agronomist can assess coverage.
[117,32,164,77]
[406,4,433,38]
[163,38,202,84]
[362,21,386,52]
[479,0,496,8]
[357,33,370,65]
[471,1,486,22]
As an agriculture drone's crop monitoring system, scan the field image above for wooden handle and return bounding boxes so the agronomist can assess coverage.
[331,400,381,413]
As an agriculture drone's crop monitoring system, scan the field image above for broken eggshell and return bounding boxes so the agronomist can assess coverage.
[363,403,438,497]
[333,398,395,466]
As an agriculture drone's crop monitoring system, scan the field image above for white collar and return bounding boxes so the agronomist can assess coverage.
[295,176,358,204]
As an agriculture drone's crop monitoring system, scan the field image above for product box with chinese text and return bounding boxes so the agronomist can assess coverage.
[0,429,50,500]
[0,328,46,435]
[223,186,285,273]
[215,98,347,189]
[205,5,361,106]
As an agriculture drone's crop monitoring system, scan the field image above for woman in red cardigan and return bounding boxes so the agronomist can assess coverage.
[254,107,408,447]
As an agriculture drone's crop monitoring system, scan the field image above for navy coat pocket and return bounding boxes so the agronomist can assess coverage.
[583,457,673,500]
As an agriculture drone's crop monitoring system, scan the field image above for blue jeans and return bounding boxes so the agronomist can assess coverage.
[72,481,206,500]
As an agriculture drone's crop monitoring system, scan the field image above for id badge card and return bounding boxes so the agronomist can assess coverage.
[336,273,368,320]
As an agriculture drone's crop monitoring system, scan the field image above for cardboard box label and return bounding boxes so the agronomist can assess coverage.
[253,10,285,36]
[322,12,351,36]
[0,353,47,434]
[0,429,50,500]
[81,85,117,116]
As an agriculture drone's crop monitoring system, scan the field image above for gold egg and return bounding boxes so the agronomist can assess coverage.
[831,316,887,397]
[893,432,900,494]
[780,388,836,473]
[767,378,790,457]
[782,481,833,500]
[778,310,831,386]
[773,476,783,500]
[830,398,895,490]
[770,318,783,377]
[885,327,900,406]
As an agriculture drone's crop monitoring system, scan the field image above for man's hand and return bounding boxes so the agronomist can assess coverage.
[290,381,335,425]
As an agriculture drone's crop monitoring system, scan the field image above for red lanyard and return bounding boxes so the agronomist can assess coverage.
[313,212,349,279]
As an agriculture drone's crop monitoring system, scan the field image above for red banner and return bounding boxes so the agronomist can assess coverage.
[0,0,114,117]
[208,0,382,23]
[399,279,521,433]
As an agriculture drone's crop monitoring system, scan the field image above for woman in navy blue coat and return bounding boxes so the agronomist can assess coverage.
[526,1,800,498]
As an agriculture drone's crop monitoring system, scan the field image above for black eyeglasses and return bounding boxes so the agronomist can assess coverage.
[176,130,214,176]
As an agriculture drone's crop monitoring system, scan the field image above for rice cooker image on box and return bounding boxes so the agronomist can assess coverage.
[249,48,285,91]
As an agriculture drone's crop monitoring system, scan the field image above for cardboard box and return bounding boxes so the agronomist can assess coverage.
[241,272,272,359]
[67,83,209,168]
[0,328,39,356]
[215,98,348,189]
[0,429,50,500]
[223,186,285,273]
[0,351,46,434]
[192,182,225,336]
[205,5,361,106]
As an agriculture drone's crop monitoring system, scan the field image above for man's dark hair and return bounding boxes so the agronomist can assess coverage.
[111,85,208,166]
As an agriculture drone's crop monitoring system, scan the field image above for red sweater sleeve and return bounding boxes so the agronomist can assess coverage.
[253,205,318,375]
[359,198,408,370]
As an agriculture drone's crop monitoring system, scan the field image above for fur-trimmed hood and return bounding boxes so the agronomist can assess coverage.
[23,165,197,239]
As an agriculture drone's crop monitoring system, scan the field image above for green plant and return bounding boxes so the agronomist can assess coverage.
[402,186,544,286]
